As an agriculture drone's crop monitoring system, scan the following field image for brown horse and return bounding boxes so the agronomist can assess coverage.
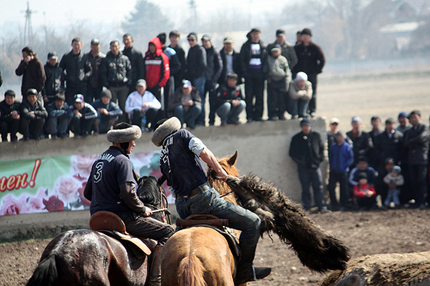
[161,150,350,286]
[26,176,169,286]
[160,151,244,286]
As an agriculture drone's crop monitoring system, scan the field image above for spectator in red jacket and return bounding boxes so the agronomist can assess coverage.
[353,172,376,210]
[143,37,170,105]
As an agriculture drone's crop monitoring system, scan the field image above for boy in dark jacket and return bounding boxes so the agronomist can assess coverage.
[42,52,64,105]
[0,90,21,142]
[20,89,48,140]
[46,93,71,138]
[92,89,123,134]
[328,131,354,211]
[289,118,328,213]
[215,73,245,125]
[69,94,97,137]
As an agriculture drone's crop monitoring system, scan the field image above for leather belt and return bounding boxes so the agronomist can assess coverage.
[174,182,211,200]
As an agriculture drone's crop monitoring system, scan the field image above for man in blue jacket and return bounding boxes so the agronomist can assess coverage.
[328,131,354,211]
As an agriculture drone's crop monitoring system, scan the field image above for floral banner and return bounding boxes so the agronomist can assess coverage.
[0,151,172,216]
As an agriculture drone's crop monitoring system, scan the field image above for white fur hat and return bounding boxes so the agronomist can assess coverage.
[107,125,142,143]
[295,72,308,82]
[151,117,182,147]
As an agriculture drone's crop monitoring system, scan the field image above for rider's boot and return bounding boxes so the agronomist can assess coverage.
[235,243,272,285]
[147,245,163,286]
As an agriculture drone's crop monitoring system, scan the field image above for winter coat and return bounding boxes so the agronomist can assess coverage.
[92,99,123,118]
[403,123,429,165]
[162,46,182,76]
[203,46,223,84]
[20,100,48,120]
[15,54,46,95]
[168,87,201,114]
[144,37,170,88]
[292,42,325,75]
[186,44,206,80]
[353,183,376,198]
[288,80,312,100]
[267,40,298,70]
[101,51,132,88]
[346,130,373,167]
[289,130,324,168]
[215,84,243,109]
[0,100,21,122]
[329,142,354,173]
[218,47,242,85]
[59,50,92,90]
[46,102,71,119]
[123,46,144,87]
[69,103,97,119]
[125,90,161,114]
[239,39,266,78]
[374,130,404,166]
[86,51,106,89]
[266,54,289,82]
[42,62,64,99]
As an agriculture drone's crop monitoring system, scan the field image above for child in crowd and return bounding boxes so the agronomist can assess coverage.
[383,165,404,209]
[353,172,377,210]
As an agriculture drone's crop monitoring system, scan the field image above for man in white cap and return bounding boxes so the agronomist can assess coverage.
[151,117,271,284]
[84,122,174,285]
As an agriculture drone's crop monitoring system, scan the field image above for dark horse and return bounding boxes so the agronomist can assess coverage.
[26,176,169,286]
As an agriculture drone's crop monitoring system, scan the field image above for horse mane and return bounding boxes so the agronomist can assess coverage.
[178,255,207,286]
[207,151,240,205]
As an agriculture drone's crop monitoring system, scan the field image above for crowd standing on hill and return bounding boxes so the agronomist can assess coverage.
[0,27,324,141]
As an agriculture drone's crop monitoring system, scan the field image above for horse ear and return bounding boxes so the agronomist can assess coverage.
[227,150,238,166]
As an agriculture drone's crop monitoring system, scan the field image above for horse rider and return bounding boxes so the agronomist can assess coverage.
[84,122,174,286]
[151,117,272,284]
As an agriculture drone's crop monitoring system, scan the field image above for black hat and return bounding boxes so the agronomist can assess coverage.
[250,27,261,34]
[358,156,368,163]
[300,118,311,126]
[201,34,211,41]
[227,73,238,79]
[276,29,286,37]
[26,88,38,96]
[47,52,58,60]
[101,89,112,99]
[301,28,312,36]
[91,39,100,45]
[385,117,395,124]
[54,93,65,101]
[358,172,367,180]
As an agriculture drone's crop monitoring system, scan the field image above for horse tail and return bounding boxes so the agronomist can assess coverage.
[178,254,207,286]
[26,254,58,286]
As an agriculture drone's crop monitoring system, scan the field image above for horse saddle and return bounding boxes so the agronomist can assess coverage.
[176,214,241,258]
[89,211,156,259]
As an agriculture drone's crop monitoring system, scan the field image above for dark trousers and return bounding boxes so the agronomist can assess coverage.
[96,115,119,134]
[267,79,287,119]
[297,167,326,211]
[46,116,70,137]
[202,80,217,125]
[1,119,20,142]
[86,86,102,103]
[131,108,161,130]
[162,76,175,117]
[20,117,45,139]
[244,75,265,121]
[147,86,161,103]
[307,73,317,114]
[328,171,349,209]
[70,116,95,136]
[399,163,412,204]
[122,214,174,246]
[409,164,428,206]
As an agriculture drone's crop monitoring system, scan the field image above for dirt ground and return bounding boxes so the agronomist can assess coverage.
[1,208,430,285]
[1,70,430,285]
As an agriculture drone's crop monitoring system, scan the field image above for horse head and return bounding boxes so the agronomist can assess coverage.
[207,150,239,204]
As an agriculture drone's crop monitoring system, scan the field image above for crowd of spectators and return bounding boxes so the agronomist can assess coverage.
[290,112,430,213]
[0,27,325,142]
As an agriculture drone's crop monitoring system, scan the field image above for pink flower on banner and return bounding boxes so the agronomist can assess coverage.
[27,188,48,212]
[77,181,91,207]
[71,154,98,181]
[54,176,80,203]
[43,196,64,212]
[0,194,29,215]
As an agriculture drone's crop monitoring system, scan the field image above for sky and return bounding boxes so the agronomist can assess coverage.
[0,0,294,30]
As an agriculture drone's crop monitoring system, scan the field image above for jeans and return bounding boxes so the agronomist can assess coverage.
[95,114,119,134]
[289,98,309,117]
[384,188,400,206]
[328,171,349,209]
[46,116,70,137]
[175,187,261,245]
[191,76,206,125]
[297,167,326,210]
[216,101,246,124]
[173,105,202,129]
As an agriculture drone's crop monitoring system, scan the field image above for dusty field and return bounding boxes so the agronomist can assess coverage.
[1,209,430,285]
[1,71,430,285]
